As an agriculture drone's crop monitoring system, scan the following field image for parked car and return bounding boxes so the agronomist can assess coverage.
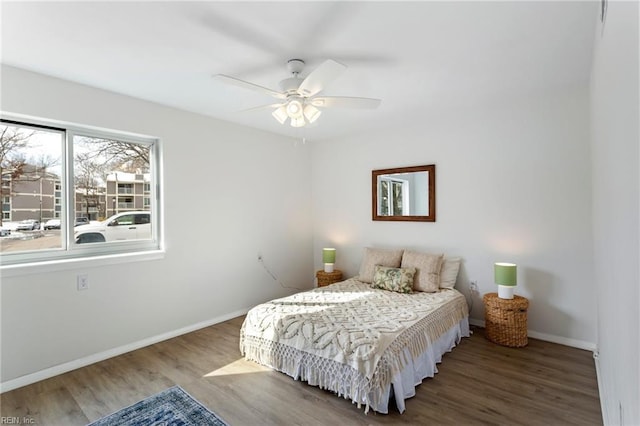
[75,211,151,244]
[74,217,90,226]
[16,219,40,231]
[0,228,10,237]
[44,219,62,230]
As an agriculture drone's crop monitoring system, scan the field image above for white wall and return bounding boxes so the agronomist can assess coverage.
[311,88,596,347]
[590,1,639,424]
[0,66,314,386]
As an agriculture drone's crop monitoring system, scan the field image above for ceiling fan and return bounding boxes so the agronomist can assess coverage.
[214,59,381,128]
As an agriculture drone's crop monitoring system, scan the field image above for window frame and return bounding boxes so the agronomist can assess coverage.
[0,113,164,269]
[378,176,409,216]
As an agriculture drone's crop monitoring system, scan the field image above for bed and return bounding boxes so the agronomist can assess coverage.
[240,249,469,414]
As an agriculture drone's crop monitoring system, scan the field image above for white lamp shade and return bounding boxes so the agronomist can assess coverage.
[286,100,303,118]
[304,104,321,123]
[272,106,288,124]
[290,116,305,127]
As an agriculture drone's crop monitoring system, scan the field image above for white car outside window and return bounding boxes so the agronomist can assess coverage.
[75,212,151,244]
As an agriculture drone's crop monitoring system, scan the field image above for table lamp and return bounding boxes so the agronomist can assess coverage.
[495,262,517,299]
[323,248,336,273]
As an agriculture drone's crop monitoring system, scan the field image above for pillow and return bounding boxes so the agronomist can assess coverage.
[371,265,416,293]
[400,250,444,292]
[440,257,461,289]
[358,247,404,283]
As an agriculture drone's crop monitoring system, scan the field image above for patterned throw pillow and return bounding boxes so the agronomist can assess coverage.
[371,265,416,293]
[358,247,404,283]
[401,250,444,292]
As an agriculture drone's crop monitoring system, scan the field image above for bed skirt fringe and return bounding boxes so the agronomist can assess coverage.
[240,334,378,412]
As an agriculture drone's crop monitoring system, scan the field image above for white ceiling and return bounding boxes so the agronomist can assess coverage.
[1,1,597,141]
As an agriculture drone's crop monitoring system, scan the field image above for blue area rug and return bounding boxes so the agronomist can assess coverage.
[88,386,228,426]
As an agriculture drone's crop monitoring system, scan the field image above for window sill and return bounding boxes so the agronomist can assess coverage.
[0,249,165,278]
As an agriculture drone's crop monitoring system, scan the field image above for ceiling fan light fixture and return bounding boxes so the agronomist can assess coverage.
[304,104,321,124]
[290,116,305,128]
[217,59,380,130]
[286,99,303,118]
[272,106,288,124]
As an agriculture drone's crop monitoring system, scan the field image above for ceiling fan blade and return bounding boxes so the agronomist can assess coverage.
[310,96,381,109]
[214,74,286,99]
[297,59,347,97]
[239,103,284,113]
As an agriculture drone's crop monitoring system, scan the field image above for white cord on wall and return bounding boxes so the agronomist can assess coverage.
[258,255,306,291]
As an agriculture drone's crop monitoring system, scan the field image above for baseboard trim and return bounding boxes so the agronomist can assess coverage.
[468,318,597,351]
[0,308,250,393]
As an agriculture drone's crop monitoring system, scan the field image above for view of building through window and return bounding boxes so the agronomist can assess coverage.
[0,123,64,252]
[0,121,155,257]
[73,135,151,222]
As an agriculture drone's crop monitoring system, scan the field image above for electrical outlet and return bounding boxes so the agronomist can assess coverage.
[470,280,478,293]
[77,274,89,291]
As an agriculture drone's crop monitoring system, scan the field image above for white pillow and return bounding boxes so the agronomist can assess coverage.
[358,247,404,283]
[400,250,444,292]
[440,257,461,289]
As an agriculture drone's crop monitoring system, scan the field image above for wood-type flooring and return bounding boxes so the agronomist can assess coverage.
[0,316,602,425]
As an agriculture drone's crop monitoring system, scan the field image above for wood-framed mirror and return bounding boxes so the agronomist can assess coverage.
[372,164,436,222]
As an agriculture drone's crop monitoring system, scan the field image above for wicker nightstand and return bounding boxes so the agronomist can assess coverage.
[316,270,343,287]
[483,293,529,347]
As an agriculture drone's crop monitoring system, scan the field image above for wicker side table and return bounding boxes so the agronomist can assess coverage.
[316,270,343,287]
[483,293,529,347]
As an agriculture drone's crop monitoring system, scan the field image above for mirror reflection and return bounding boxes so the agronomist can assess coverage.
[372,165,435,222]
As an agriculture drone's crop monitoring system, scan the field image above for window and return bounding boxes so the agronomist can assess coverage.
[118,183,133,194]
[1,116,162,266]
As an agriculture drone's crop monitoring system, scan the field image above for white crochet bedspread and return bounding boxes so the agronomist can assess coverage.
[240,279,469,412]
